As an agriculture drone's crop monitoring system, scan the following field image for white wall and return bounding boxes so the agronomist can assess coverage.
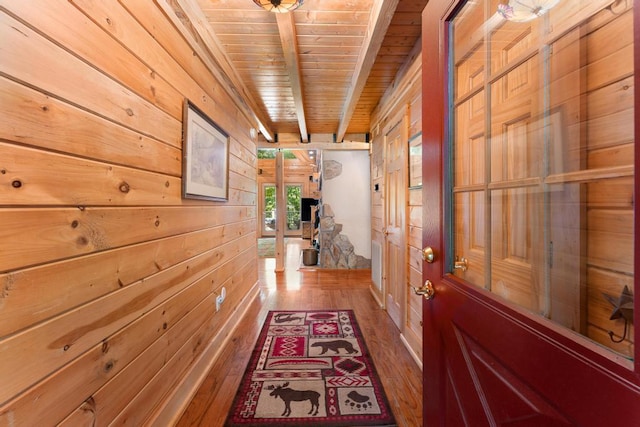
[322,150,372,258]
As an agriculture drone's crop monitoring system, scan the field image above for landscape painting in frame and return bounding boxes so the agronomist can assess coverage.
[182,99,229,201]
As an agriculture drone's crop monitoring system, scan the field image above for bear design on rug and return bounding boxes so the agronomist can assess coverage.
[311,339,357,354]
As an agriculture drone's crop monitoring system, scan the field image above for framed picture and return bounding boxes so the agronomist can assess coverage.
[182,100,229,201]
[408,132,422,188]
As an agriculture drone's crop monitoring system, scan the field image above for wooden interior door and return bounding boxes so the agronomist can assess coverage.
[421,0,640,424]
[384,115,407,329]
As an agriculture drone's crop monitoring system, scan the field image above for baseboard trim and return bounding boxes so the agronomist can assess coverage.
[369,286,385,309]
[400,333,423,371]
[149,281,260,425]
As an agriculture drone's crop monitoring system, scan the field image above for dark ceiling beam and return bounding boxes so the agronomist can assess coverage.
[335,0,399,142]
[276,12,309,143]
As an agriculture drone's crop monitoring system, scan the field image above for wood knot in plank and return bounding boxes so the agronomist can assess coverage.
[1,277,15,298]
[103,359,115,373]
[119,182,130,193]
[80,397,96,418]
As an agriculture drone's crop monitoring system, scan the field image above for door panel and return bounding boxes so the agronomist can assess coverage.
[442,310,573,425]
[384,117,407,329]
[422,0,640,424]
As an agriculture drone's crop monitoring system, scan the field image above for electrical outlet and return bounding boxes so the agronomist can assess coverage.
[215,286,226,312]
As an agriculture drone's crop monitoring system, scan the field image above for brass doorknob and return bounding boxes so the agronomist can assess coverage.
[412,280,435,300]
[422,246,435,263]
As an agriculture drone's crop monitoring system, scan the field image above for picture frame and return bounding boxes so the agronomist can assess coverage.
[182,99,229,201]
[408,132,422,188]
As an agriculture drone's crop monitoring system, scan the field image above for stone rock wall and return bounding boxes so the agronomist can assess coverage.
[318,204,371,269]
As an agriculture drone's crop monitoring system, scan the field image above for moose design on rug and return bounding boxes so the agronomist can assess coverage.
[267,382,321,417]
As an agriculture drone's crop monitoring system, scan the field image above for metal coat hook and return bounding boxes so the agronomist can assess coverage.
[608,319,629,344]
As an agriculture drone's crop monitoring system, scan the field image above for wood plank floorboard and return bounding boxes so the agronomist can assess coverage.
[177,239,423,426]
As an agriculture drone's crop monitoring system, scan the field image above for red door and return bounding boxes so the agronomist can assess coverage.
[421,0,640,425]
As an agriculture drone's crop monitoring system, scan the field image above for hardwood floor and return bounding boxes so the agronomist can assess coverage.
[177,239,423,426]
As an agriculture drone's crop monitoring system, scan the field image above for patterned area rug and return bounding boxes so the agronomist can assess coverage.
[257,238,276,258]
[224,310,396,426]
[257,238,291,258]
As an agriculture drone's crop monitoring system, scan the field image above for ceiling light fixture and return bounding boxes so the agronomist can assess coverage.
[497,0,560,22]
[252,0,304,13]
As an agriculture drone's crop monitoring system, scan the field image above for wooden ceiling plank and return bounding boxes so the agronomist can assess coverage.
[335,0,399,142]
[276,12,309,142]
[167,0,275,141]
[186,0,428,138]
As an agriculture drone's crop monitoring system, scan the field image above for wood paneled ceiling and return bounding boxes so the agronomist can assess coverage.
[193,0,427,143]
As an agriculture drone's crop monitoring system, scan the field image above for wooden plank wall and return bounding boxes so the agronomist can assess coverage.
[0,1,258,425]
[370,51,423,364]
[581,5,635,357]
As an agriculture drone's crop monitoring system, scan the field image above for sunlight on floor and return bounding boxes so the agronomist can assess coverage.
[258,238,315,291]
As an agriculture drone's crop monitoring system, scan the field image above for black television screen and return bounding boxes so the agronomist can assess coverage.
[301,198,318,221]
